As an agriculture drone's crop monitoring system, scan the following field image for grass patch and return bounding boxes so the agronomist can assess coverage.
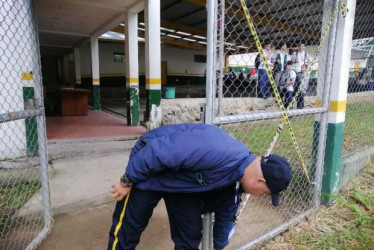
[262,164,374,250]
[344,101,374,153]
[222,101,374,188]
[0,181,41,236]
[224,101,374,157]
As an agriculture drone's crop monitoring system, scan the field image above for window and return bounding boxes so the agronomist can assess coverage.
[114,53,125,62]
[194,55,206,63]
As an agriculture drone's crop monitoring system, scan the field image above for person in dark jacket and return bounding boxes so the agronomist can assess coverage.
[108,123,292,250]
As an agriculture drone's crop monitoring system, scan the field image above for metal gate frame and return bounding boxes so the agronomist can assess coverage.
[202,0,340,249]
[0,0,52,249]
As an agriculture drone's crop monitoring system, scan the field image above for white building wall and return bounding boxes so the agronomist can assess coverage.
[161,46,206,75]
[79,42,206,76]
[0,0,40,158]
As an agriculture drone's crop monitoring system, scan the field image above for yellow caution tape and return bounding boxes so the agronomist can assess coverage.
[240,0,310,181]
[239,0,349,182]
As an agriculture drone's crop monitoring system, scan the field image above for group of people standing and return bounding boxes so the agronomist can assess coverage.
[257,42,311,109]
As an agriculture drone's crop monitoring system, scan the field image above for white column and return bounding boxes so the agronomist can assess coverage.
[74,48,81,86]
[90,36,101,110]
[125,11,140,125]
[328,0,356,124]
[144,0,161,129]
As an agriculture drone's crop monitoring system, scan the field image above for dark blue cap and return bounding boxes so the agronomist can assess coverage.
[261,154,292,207]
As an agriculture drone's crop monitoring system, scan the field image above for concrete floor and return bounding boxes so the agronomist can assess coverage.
[37,196,286,250]
[46,110,145,140]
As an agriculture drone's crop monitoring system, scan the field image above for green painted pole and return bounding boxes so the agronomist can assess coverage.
[23,86,39,155]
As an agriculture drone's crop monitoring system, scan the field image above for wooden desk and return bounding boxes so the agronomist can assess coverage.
[60,88,90,116]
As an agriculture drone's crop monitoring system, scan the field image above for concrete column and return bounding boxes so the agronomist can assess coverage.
[74,47,81,87]
[144,0,161,129]
[90,36,101,110]
[125,11,140,126]
[322,0,356,204]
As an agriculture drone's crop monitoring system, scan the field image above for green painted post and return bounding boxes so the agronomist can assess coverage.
[23,87,39,155]
[319,0,356,204]
[127,86,140,126]
[92,84,101,110]
[321,123,345,204]
[145,89,161,122]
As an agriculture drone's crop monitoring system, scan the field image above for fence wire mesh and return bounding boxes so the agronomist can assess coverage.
[0,0,52,249]
[210,0,340,248]
[344,2,374,155]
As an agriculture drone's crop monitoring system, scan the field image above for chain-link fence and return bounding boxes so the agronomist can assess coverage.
[0,0,52,249]
[344,11,374,156]
[204,0,345,249]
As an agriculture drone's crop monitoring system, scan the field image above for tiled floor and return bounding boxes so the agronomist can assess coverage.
[46,110,146,140]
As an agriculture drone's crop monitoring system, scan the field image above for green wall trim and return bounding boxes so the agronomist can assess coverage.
[322,122,345,205]
[92,85,101,110]
[23,87,39,155]
[127,87,140,126]
[145,90,161,122]
[81,75,206,88]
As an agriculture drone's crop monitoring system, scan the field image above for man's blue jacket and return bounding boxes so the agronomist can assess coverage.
[126,123,255,192]
[125,123,256,249]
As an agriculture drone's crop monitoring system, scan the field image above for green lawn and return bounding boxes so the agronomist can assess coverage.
[344,101,374,153]
[263,164,374,250]
[0,181,41,236]
[223,100,374,159]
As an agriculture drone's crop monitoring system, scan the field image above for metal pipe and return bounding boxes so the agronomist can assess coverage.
[202,213,213,250]
[205,0,216,125]
[214,107,327,124]
[313,0,339,208]
[24,2,53,249]
[237,208,316,250]
[25,225,53,250]
[33,0,53,238]
[217,0,225,115]
[0,109,44,124]
[203,1,217,249]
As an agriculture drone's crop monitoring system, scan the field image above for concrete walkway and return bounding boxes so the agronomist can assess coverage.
[17,150,130,217]
[35,138,175,250]
[27,138,287,250]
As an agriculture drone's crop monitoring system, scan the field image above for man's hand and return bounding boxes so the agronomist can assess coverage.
[110,179,132,201]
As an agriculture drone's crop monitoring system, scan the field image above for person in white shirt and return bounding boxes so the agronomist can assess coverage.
[282,61,297,108]
[257,42,274,98]
[295,64,310,109]
[273,43,290,94]
[291,43,311,73]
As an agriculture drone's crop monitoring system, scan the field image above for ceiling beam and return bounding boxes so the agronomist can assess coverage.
[186,0,319,39]
[75,13,125,48]
[128,0,144,13]
[39,29,90,37]
[40,44,74,48]
[171,7,205,22]
[139,13,206,37]
[162,0,183,11]
[161,37,206,51]
[106,28,207,51]
[38,0,129,12]
[92,14,125,37]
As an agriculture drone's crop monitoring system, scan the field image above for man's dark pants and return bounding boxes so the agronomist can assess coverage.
[258,69,269,98]
[108,188,202,250]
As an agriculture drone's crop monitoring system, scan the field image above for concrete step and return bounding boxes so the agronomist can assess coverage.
[47,136,139,161]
